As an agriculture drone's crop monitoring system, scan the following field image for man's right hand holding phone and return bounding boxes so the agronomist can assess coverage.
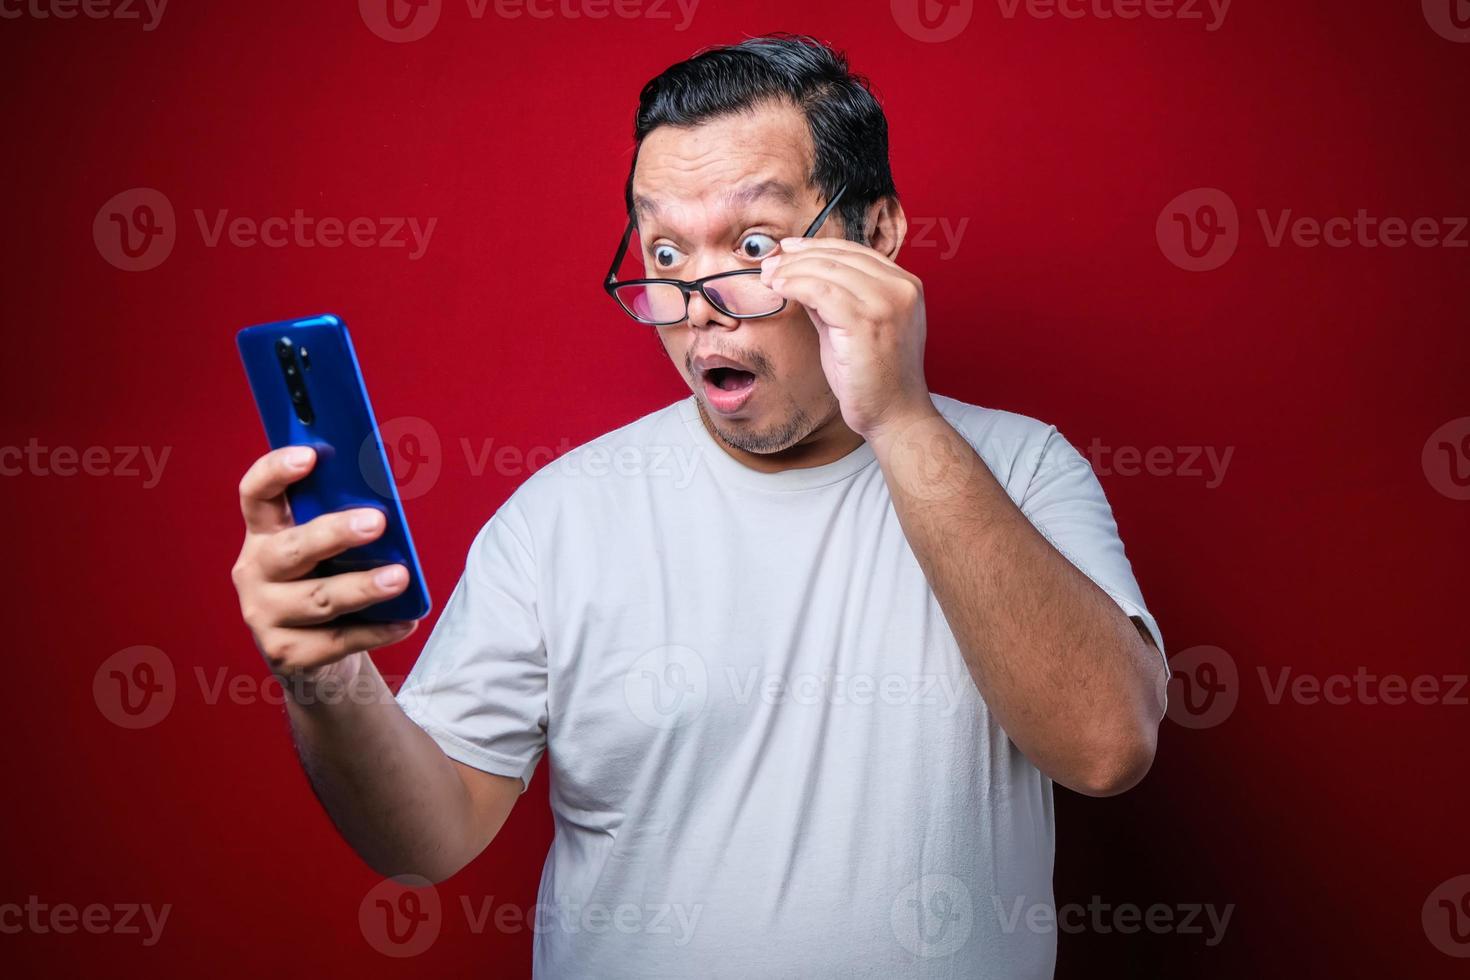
[231,445,420,692]
[226,444,520,882]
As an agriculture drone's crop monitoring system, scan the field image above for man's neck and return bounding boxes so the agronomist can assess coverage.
[694,399,866,475]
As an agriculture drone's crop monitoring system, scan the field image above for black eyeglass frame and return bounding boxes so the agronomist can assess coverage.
[603,184,849,325]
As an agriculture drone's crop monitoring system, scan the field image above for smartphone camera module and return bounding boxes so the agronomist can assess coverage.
[276,336,315,425]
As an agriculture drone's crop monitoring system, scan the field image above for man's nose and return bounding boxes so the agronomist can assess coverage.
[687,285,739,331]
[685,253,741,330]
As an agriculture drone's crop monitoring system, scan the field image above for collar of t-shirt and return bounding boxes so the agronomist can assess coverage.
[676,395,878,493]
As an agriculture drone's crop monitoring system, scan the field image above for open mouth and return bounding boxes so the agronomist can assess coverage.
[700,365,758,415]
[704,366,756,392]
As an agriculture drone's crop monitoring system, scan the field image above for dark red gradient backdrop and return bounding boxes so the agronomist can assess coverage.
[2,1,1467,976]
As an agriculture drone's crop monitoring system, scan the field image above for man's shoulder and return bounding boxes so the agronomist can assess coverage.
[927,393,1080,497]
[930,393,1061,454]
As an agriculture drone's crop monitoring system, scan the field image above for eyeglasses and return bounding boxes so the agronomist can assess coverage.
[604,184,848,325]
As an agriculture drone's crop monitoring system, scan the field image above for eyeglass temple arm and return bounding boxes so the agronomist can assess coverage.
[605,216,638,287]
[800,183,848,238]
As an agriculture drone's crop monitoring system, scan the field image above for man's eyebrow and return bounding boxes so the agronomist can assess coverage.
[631,180,801,221]
[719,179,800,212]
[632,194,660,219]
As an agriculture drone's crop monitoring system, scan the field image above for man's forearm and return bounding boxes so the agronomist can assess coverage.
[284,652,493,880]
[868,403,1166,796]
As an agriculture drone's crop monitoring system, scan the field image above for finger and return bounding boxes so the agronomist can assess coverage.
[765,268,869,325]
[267,564,411,627]
[239,446,316,533]
[770,244,917,291]
[762,252,887,297]
[781,235,903,269]
[258,508,387,581]
[259,620,420,677]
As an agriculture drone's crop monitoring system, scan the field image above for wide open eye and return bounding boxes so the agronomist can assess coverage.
[738,233,779,261]
[652,243,686,270]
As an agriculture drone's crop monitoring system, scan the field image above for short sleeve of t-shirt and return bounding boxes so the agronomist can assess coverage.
[394,501,548,791]
[1016,424,1168,671]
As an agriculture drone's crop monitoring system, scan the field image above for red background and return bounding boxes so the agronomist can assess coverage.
[3,0,1467,975]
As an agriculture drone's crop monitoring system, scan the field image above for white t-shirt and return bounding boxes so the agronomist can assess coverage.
[396,393,1164,979]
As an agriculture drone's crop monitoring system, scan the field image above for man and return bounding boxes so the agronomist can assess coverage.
[231,34,1167,978]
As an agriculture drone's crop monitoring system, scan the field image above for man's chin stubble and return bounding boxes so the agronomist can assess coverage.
[700,391,837,456]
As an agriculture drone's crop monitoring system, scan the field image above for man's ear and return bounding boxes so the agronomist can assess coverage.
[863,196,907,261]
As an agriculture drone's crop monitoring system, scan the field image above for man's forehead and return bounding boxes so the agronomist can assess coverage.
[631,178,805,220]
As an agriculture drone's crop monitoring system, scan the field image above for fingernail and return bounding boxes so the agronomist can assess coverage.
[374,565,406,588]
[285,447,313,469]
[352,511,384,534]
[389,621,414,633]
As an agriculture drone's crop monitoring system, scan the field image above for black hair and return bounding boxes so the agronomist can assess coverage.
[625,33,898,243]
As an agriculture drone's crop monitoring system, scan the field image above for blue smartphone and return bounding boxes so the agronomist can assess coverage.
[236,313,431,622]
